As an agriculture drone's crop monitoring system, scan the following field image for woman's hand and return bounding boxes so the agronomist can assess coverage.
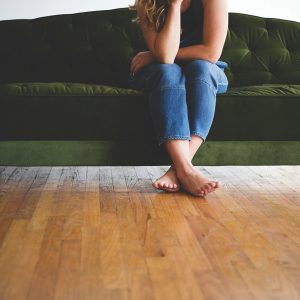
[130,51,156,74]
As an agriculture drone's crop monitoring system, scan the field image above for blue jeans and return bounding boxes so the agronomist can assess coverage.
[127,59,229,146]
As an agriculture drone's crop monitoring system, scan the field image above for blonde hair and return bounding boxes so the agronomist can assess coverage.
[128,0,170,32]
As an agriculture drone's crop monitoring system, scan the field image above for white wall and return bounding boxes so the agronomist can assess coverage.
[0,0,299,22]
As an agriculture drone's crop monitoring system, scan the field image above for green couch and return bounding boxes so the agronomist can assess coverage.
[0,8,299,166]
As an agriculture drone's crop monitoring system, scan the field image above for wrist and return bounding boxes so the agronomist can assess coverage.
[169,2,182,11]
[150,51,159,62]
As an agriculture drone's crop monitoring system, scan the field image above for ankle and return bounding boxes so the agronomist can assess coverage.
[174,161,194,178]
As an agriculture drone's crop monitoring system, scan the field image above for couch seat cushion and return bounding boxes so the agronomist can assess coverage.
[0,82,299,141]
[1,82,300,97]
[0,82,142,97]
[223,84,300,97]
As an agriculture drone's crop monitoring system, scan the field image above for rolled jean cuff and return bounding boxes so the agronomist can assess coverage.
[158,135,192,147]
[190,131,207,142]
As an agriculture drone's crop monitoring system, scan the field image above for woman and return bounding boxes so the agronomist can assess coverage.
[127,0,229,197]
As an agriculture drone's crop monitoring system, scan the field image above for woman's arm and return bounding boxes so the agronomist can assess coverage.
[137,0,183,64]
[132,0,228,72]
[175,0,228,64]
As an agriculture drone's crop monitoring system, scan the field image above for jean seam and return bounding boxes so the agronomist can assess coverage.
[149,86,185,97]
[218,83,228,93]
[161,135,191,138]
[158,85,186,90]
[189,77,228,94]
[190,131,206,141]
[158,135,191,146]
[187,78,216,92]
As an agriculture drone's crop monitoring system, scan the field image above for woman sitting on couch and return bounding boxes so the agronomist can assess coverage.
[128,0,229,197]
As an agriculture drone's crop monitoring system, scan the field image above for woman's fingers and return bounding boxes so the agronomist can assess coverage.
[130,56,137,72]
[131,58,138,73]
[131,60,142,74]
[131,53,152,73]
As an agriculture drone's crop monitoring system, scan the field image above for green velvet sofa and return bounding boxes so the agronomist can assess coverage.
[0,8,299,166]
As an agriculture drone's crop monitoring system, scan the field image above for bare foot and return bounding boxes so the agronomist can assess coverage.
[177,165,221,197]
[152,164,181,192]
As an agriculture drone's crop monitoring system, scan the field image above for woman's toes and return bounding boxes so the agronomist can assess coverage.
[199,188,205,194]
[214,180,221,188]
[206,182,215,191]
[204,183,211,190]
[209,182,216,188]
[167,183,176,190]
[154,182,161,189]
[152,175,180,192]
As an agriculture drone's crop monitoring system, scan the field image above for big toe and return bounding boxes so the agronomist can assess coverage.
[214,180,221,188]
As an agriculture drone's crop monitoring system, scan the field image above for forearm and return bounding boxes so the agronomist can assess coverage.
[174,44,220,64]
[153,2,181,64]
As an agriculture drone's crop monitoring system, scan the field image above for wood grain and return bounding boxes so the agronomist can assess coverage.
[0,166,299,300]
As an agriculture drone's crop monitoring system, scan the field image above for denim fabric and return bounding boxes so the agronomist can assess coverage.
[127,59,229,146]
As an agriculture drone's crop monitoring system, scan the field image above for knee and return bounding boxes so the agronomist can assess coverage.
[184,59,218,88]
[147,63,185,89]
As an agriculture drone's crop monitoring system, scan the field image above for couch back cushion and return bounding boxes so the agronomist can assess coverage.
[0,8,299,88]
[223,13,300,87]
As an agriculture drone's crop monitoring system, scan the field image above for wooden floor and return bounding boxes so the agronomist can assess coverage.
[0,166,299,300]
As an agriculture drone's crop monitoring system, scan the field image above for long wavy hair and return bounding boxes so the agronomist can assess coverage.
[128,0,170,32]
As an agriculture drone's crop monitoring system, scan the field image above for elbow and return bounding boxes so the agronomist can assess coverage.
[207,49,222,64]
[154,52,175,64]
[207,54,219,64]
[152,45,176,64]
[160,56,175,64]
[208,57,218,64]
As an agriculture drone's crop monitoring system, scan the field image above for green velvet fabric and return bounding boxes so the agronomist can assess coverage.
[222,14,300,87]
[0,82,141,96]
[0,9,299,165]
[0,141,299,166]
[1,82,300,97]
[0,86,299,140]
[0,10,299,88]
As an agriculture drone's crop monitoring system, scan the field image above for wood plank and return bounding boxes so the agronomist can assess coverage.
[83,167,101,227]
[0,167,39,247]
[27,215,66,300]
[0,166,298,300]
[77,225,103,300]
[60,167,87,240]
[15,167,52,219]
[54,240,81,300]
[115,176,155,300]
[0,167,73,299]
